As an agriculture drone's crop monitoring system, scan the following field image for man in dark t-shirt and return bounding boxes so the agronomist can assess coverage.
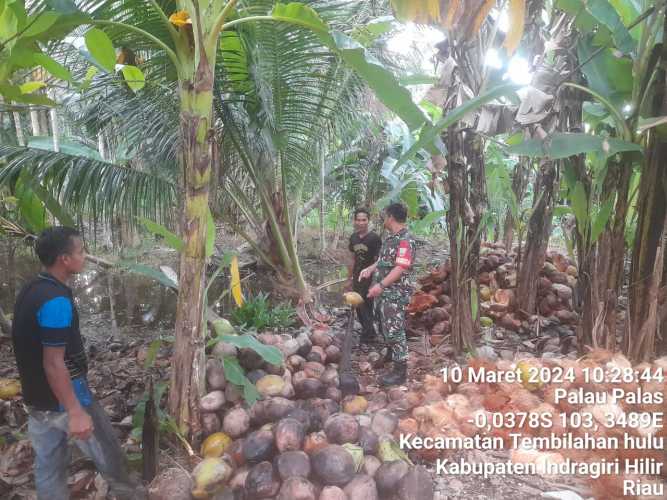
[13,272,88,410]
[347,208,381,343]
[12,227,139,500]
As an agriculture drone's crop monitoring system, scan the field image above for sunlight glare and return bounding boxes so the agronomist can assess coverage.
[485,48,503,69]
[506,56,532,85]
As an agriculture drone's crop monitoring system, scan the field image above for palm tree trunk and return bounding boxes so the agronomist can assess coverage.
[169,66,215,440]
[39,110,49,137]
[12,112,25,146]
[320,153,326,254]
[30,109,41,136]
[50,92,60,152]
[280,182,309,300]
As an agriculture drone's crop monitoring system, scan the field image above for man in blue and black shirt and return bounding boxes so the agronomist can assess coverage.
[12,227,139,500]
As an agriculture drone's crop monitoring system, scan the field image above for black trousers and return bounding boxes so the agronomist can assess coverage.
[353,276,376,339]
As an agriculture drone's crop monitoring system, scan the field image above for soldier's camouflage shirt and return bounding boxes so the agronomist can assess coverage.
[374,227,417,297]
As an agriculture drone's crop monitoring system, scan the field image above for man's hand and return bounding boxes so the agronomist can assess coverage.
[367,284,383,298]
[68,407,93,440]
[43,346,93,440]
[359,265,375,280]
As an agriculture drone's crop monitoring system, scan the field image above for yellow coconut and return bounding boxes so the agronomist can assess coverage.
[191,457,233,498]
[342,395,368,415]
[0,379,21,400]
[201,432,233,458]
[517,359,543,391]
[255,375,285,398]
[343,292,364,307]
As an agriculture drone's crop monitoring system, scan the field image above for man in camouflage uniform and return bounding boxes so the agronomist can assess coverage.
[359,202,416,386]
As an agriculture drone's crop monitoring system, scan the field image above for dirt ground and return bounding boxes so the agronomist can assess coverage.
[0,308,592,500]
[0,234,660,499]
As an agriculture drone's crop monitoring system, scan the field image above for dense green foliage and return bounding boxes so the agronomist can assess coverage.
[230,292,296,331]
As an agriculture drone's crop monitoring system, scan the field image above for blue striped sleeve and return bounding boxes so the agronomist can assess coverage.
[37,296,73,346]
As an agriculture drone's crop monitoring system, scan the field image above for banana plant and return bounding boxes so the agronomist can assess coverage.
[378,119,445,217]
[389,0,528,55]
[509,0,664,353]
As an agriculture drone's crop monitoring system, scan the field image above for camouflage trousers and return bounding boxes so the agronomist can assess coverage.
[375,290,409,362]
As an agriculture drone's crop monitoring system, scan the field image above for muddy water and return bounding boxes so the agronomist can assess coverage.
[1,232,446,343]
[0,245,349,342]
[1,248,179,340]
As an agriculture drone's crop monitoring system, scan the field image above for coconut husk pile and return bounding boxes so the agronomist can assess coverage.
[151,322,435,500]
[407,243,580,345]
[394,350,666,500]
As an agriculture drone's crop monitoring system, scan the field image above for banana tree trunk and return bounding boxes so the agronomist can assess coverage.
[516,160,558,314]
[503,159,528,252]
[446,128,475,354]
[594,162,619,295]
[606,163,632,295]
[169,70,214,440]
[626,134,667,357]
[626,18,667,359]
[597,158,632,349]
[468,133,486,330]
[569,154,598,351]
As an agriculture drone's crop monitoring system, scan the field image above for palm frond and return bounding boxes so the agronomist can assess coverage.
[216,0,378,186]
[0,145,177,225]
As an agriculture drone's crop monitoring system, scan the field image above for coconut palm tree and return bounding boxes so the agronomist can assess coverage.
[1,0,431,439]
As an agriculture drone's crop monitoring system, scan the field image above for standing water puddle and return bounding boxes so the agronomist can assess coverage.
[1,245,350,344]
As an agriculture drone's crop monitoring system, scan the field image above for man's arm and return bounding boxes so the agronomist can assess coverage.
[379,265,406,287]
[43,346,93,439]
[367,265,405,298]
[367,237,412,298]
[358,261,377,280]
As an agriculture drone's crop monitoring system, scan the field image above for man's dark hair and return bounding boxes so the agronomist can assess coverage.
[35,227,81,267]
[354,207,370,219]
[385,202,408,223]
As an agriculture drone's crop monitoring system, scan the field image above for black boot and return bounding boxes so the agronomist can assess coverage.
[380,361,407,386]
